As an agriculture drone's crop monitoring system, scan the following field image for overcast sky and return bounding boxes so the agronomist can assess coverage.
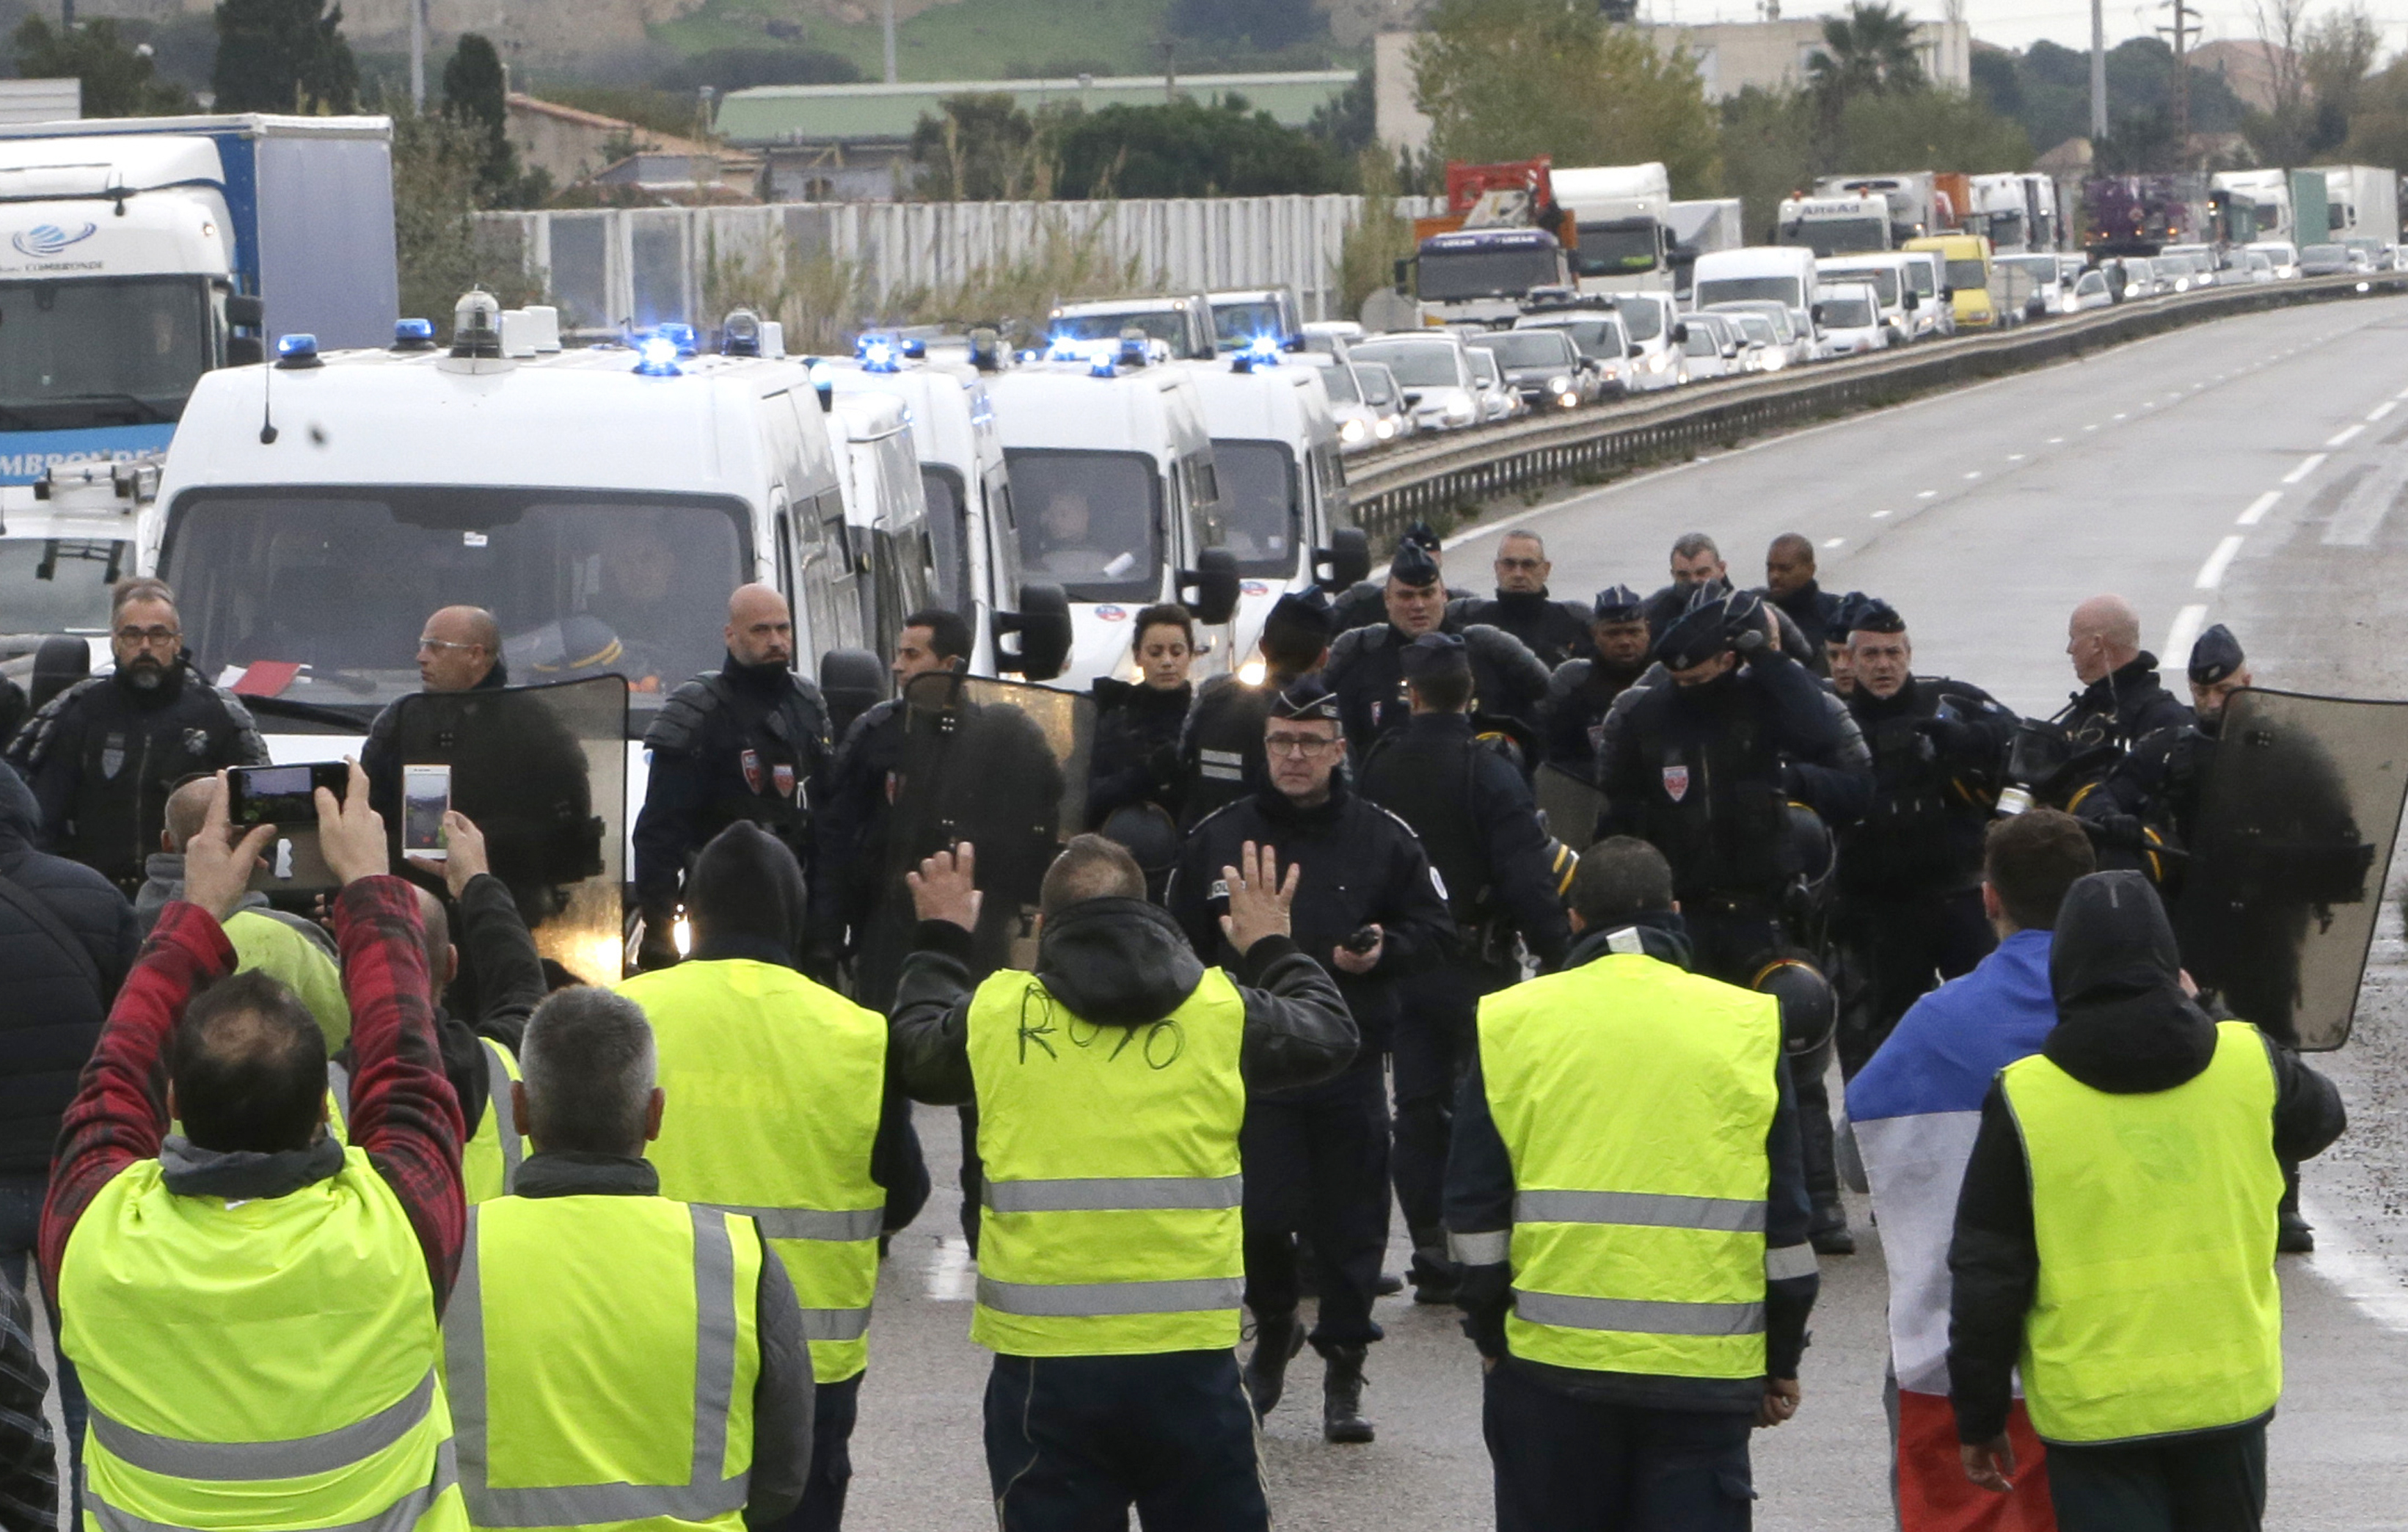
[1640,0,2407,58]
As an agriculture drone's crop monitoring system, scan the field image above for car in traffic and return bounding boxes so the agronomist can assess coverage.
[1465,328,1592,411]
[1351,360,1413,443]
[1610,292,1687,393]
[1350,334,1484,433]
[1996,253,2070,318]
[1295,354,1390,454]
[1513,304,1634,396]
[1813,282,1890,355]
[1679,310,1750,379]
[2298,244,2357,278]
[2068,268,2113,310]
[2244,240,2300,280]
[1462,344,1520,423]
[1721,308,1787,368]
[1700,300,1811,369]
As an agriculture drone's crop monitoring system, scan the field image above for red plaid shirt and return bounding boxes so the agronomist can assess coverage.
[40,875,467,1305]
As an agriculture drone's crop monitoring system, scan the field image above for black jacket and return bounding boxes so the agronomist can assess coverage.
[889,899,1359,1105]
[811,698,906,964]
[1087,677,1191,825]
[1169,778,1455,1059]
[1766,580,1844,663]
[1839,676,2017,898]
[1324,621,1551,748]
[6,660,268,891]
[1947,872,2345,1445]
[1448,589,1593,669]
[0,761,138,1174]
[1540,656,1646,780]
[1175,666,1310,831]
[1445,914,1819,1410]
[511,1150,815,1522]
[2055,654,2192,801]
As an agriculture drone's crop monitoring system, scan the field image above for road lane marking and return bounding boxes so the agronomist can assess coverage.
[2396,386,2408,400]
[1823,537,1845,548]
[2165,605,2208,660]
[2371,401,2398,423]
[2047,436,2065,444]
[2300,1197,2408,1333]
[2113,413,2128,420]
[2328,423,2366,448]
[2084,424,2099,431]
[2284,453,2329,484]
[2324,452,2408,546]
[2007,453,2026,461]
[2194,536,2244,589]
[1870,509,1891,518]
[926,1236,976,1302]
[1916,489,1936,498]
[1963,471,1981,480]
[2238,492,2281,525]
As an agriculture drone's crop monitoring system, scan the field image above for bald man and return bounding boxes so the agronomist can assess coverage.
[633,584,833,971]
[2055,594,2191,808]
[1759,532,1842,668]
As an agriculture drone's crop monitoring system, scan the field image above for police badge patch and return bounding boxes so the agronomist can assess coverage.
[101,732,125,781]
[184,728,211,755]
[773,763,796,800]
[1662,765,1690,802]
[740,748,763,794]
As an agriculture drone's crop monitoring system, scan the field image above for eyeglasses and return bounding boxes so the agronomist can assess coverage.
[417,638,486,654]
[1266,734,1341,756]
[114,626,180,648]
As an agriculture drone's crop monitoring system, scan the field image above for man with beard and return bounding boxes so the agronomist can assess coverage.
[7,578,266,892]
[1540,586,1651,778]
[1449,530,1593,668]
[634,585,833,970]
[1324,541,1550,749]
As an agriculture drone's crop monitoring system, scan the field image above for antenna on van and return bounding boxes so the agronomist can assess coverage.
[258,356,279,445]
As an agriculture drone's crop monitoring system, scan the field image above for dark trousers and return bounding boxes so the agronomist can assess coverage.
[1787,1039,1841,1217]
[2046,1421,2266,1532]
[0,1171,79,1524]
[1838,889,1993,1076]
[958,1103,984,1255]
[1393,962,1503,1246]
[984,1351,1270,1532]
[754,1374,861,1532]
[1484,1360,1756,1532]
[1241,1063,1389,1352]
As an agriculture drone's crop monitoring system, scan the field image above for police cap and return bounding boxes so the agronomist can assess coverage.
[1268,676,1343,722]
[1402,521,1444,553]
[1848,598,1905,636]
[1265,587,1335,642]
[1654,597,1732,670]
[1400,630,1470,681]
[1591,583,1646,624]
[2189,623,2244,687]
[1389,540,1442,588]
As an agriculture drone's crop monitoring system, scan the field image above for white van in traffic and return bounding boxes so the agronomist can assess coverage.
[1691,247,1823,355]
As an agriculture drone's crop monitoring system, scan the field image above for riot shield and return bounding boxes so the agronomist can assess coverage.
[2174,687,2408,1051]
[387,676,626,986]
[853,673,1093,1006]
[1534,763,1605,851]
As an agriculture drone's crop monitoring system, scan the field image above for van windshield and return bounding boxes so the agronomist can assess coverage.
[1777,216,1889,256]
[1418,246,1560,302]
[1517,316,1628,362]
[1211,440,1299,577]
[1946,259,1987,289]
[0,533,127,639]
[1004,448,1163,603]
[1613,299,1665,341]
[1574,219,1660,277]
[158,487,751,729]
[1693,276,1801,310]
[1316,363,1361,404]
[1352,342,1461,388]
[1821,294,1875,327]
[1211,300,1285,347]
[1051,310,1188,347]
[0,275,213,431]
[1821,266,1900,306]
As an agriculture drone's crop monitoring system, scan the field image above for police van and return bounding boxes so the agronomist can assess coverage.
[985,347,1238,693]
[1179,351,1365,680]
[821,389,937,669]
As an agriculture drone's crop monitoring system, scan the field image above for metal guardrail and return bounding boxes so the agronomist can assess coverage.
[1344,270,2408,549]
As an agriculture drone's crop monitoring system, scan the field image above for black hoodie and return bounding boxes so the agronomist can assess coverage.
[1946,872,2345,1445]
[887,900,1357,1106]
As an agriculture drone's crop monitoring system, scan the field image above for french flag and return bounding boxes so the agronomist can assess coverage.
[1846,926,2058,1531]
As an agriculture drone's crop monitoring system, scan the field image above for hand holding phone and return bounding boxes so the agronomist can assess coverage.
[401,765,451,861]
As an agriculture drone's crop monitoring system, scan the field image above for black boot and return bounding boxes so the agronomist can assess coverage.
[2277,1158,2314,1253]
[1243,1311,1305,1415]
[1810,1201,1856,1257]
[1321,1346,1375,1444]
[1407,1226,1459,1305]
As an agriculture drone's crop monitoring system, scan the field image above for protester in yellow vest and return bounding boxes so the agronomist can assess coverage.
[40,762,470,1532]
[1949,870,2345,1532]
[442,983,816,1531]
[616,822,927,1532]
[1443,836,1821,1531]
[891,834,1357,1532]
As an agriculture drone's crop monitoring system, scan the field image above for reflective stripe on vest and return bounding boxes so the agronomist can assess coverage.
[615,958,886,1386]
[88,1443,460,1532]
[463,1041,523,1203]
[446,1201,752,1529]
[91,1371,439,1481]
[966,967,1248,1358]
[2002,1020,2285,1445]
[1478,952,1781,1380]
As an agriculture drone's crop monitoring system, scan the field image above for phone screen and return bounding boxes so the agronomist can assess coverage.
[227,763,342,828]
[402,765,450,856]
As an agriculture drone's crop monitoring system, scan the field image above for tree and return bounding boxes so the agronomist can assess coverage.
[1168,0,1327,53]
[2241,0,2313,166]
[1410,0,1720,195]
[212,0,357,114]
[1306,68,1376,164]
[1808,1,1927,106]
[10,16,196,117]
[910,93,1052,201]
[1052,98,1348,198]
[654,46,862,92]
[390,104,541,327]
[1718,87,1815,242]
[1837,88,2032,172]
[441,34,520,206]
[2299,4,2381,158]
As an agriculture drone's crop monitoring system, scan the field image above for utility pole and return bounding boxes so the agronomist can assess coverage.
[60,0,72,32]
[2090,0,2108,142]
[1161,40,1178,101]
[2157,0,2197,164]
[410,0,426,110]
[882,0,897,84]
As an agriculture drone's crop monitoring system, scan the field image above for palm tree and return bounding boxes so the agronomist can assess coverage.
[1809,1,1929,102]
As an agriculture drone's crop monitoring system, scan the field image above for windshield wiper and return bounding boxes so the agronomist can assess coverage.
[55,393,175,424]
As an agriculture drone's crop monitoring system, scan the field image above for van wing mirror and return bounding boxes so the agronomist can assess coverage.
[1670,321,1690,344]
[1809,303,1827,326]
[817,647,887,742]
[996,583,1074,682]
[1315,528,1371,591]
[1180,547,1242,626]
[225,293,265,328]
[1393,257,1413,293]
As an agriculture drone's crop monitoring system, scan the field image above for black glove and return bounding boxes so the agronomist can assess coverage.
[1919,715,1977,758]
[2086,812,2146,852]
[1723,591,1769,653]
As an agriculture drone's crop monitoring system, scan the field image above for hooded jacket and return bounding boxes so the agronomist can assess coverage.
[0,761,138,1175]
[888,899,1358,1106]
[1946,872,2345,1445]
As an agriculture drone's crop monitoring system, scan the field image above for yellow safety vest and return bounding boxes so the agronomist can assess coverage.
[442,1195,762,1532]
[59,1147,465,1532]
[617,958,887,1384]
[330,1041,522,1205]
[966,966,1247,1358]
[2001,1018,2285,1444]
[1478,950,1787,1379]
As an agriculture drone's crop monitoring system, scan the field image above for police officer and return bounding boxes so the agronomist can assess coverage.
[1447,836,1819,1531]
[616,822,929,1532]
[439,987,817,1530]
[1823,592,1869,696]
[1596,590,1872,983]
[1325,541,1550,748]
[634,584,833,971]
[7,577,266,892]
[1448,530,1593,668]
[2053,594,2192,806]
[1761,532,1845,660]
[1179,589,1332,829]
[891,835,1357,1529]
[1539,585,1650,778]
[1329,522,1466,633]
[1170,677,1455,1442]
[1357,633,1571,1305]
[2079,622,2248,866]
[1638,531,1729,637]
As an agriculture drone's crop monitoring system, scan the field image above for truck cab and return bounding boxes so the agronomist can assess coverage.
[1775,192,1894,256]
[985,355,1238,693]
[1411,227,1572,328]
[1048,296,1217,361]
[1550,162,1674,296]
[1905,234,1999,329]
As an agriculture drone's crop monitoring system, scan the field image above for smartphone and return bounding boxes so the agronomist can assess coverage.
[226,762,348,829]
[402,764,451,859]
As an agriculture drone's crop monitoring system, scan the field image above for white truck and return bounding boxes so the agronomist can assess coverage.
[2316,164,2399,247]
[1811,172,1948,247]
[1550,162,1674,296]
[1966,172,2058,253]
[1667,197,1744,296]
[1775,191,1894,256]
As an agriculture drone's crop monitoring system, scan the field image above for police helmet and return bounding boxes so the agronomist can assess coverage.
[1751,950,1837,1057]
[1784,801,1834,889]
[1098,802,1181,883]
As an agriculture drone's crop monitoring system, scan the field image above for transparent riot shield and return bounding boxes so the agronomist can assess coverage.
[2174,687,2408,1051]
[854,673,1092,1004]
[387,676,626,986]
[1534,763,1605,852]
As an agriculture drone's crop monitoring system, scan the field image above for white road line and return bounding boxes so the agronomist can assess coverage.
[2083,424,2099,431]
[2299,1197,2408,1334]
[2371,401,2398,423]
[2164,604,2209,661]
[1963,470,1981,480]
[2284,453,2329,484]
[2328,423,2366,448]
[925,1236,977,1302]
[2007,453,2026,461]
[2047,436,2065,444]
[1916,489,1937,498]
[2324,451,2408,546]
[2237,491,2281,525]
[1822,536,1845,548]
[1870,509,1892,518]
[2396,386,2408,400]
[2113,413,2128,421]
[2194,536,2244,589]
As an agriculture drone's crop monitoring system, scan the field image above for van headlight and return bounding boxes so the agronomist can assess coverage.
[1374,418,1395,439]
[1445,398,1476,425]
[1340,417,1367,444]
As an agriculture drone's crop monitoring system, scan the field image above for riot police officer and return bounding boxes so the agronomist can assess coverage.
[1329,522,1466,634]
[2052,593,2192,806]
[1178,589,1333,830]
[1356,632,1572,1305]
[2079,622,2248,866]
[1170,677,1455,1444]
[633,584,833,970]
[1324,542,1550,749]
[1539,585,1650,778]
[1638,531,1729,637]
[1448,530,1592,668]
